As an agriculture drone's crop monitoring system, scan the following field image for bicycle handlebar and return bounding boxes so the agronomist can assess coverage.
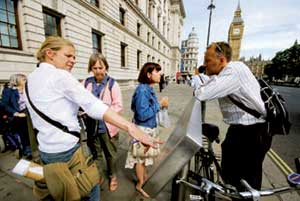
[176,177,299,201]
[239,186,292,199]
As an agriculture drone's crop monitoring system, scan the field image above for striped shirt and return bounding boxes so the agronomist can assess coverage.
[191,74,210,90]
[195,61,266,125]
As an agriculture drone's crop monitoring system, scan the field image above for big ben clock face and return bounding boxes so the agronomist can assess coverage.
[233,28,240,35]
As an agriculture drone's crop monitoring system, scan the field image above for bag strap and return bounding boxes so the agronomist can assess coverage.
[25,82,80,138]
[100,76,114,100]
[228,96,262,119]
[198,74,204,84]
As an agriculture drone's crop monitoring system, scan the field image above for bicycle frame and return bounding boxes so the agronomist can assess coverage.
[186,123,223,201]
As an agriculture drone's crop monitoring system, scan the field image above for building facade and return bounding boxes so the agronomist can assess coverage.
[0,0,185,88]
[228,2,244,61]
[240,55,271,78]
[181,27,199,75]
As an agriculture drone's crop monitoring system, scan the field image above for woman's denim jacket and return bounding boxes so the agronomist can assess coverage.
[131,83,160,128]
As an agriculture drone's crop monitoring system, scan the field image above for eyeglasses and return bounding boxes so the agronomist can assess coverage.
[214,42,224,55]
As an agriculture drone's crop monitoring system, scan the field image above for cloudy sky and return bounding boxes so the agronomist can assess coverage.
[182,0,300,63]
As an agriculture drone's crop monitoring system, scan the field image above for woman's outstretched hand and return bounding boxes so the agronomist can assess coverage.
[102,108,164,148]
[128,123,164,148]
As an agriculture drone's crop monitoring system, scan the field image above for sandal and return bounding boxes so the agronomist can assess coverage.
[109,176,118,192]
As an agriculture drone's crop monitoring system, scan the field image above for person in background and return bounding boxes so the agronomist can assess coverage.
[125,62,168,198]
[1,73,31,159]
[195,41,272,194]
[159,73,165,92]
[25,36,160,201]
[190,65,209,91]
[82,53,123,192]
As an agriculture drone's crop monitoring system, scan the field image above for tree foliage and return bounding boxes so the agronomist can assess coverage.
[266,40,300,80]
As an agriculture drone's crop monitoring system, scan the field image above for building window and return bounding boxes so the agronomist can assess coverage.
[120,42,127,68]
[152,36,155,46]
[147,32,150,43]
[119,7,126,26]
[0,0,21,49]
[147,54,151,62]
[137,50,142,70]
[158,41,160,50]
[147,1,151,18]
[43,8,62,37]
[135,0,139,6]
[90,0,99,7]
[152,56,155,62]
[157,15,160,29]
[92,30,103,53]
[137,23,141,36]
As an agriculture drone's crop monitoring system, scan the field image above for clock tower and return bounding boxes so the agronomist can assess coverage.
[228,1,244,61]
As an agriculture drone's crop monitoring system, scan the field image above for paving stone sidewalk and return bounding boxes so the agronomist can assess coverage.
[0,83,299,201]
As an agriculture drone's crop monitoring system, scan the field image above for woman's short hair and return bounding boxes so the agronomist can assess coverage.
[138,62,161,84]
[36,36,74,62]
[87,52,109,72]
[8,73,26,88]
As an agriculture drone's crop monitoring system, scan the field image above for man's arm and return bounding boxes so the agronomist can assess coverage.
[195,69,240,101]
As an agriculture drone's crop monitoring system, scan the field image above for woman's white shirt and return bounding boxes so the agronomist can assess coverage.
[25,62,108,153]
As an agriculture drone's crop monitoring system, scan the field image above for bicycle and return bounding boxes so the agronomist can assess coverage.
[186,123,223,201]
[177,172,300,201]
[180,123,300,201]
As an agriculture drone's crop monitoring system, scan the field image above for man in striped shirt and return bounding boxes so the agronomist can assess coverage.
[195,42,272,192]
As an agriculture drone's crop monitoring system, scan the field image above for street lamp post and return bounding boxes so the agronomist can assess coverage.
[202,0,215,122]
[172,3,217,200]
[206,0,216,46]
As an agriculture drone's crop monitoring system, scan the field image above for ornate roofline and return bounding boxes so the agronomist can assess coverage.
[170,0,186,18]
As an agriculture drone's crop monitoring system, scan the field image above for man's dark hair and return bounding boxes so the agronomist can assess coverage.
[138,62,161,84]
[208,41,232,62]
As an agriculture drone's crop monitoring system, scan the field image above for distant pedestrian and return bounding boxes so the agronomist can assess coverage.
[125,62,168,198]
[82,52,123,192]
[195,41,272,192]
[1,73,31,159]
[159,73,165,92]
[165,76,169,86]
[190,66,209,91]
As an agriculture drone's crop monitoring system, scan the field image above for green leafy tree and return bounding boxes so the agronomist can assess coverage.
[268,40,300,80]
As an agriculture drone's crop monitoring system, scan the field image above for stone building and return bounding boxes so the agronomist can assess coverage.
[0,0,185,88]
[240,55,271,78]
[180,27,199,75]
[228,1,244,61]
